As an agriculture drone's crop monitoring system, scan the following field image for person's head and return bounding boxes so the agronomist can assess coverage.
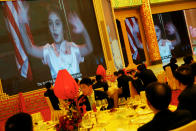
[137,64,146,72]
[190,62,196,82]
[183,55,193,65]
[118,70,125,76]
[48,9,64,44]
[154,25,162,41]
[190,62,196,77]
[45,82,51,90]
[174,66,194,87]
[80,78,93,95]
[74,78,79,84]
[113,71,118,77]
[146,82,171,112]
[113,71,118,80]
[96,75,102,82]
[5,112,33,131]
[170,57,177,64]
[127,69,136,76]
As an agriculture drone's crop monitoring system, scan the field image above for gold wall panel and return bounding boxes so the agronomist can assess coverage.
[111,0,142,9]
[93,0,116,73]
[100,21,113,61]
[150,0,191,4]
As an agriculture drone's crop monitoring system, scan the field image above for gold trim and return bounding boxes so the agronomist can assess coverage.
[93,0,116,74]
[151,1,196,14]
[140,0,161,62]
[183,10,194,54]
[150,0,193,4]
[111,0,142,9]
[0,80,3,94]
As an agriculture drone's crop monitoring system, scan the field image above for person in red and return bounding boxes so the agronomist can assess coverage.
[78,78,96,115]
[96,65,106,82]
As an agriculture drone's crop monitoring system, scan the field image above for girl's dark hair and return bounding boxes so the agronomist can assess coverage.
[47,4,70,41]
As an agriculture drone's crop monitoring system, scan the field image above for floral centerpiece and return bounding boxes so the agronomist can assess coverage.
[53,69,82,131]
[55,100,82,131]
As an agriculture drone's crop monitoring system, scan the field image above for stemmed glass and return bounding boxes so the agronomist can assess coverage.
[96,100,102,111]
[82,113,93,129]
[101,99,108,110]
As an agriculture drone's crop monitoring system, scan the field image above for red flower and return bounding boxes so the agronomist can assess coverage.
[68,125,74,130]
[66,120,70,125]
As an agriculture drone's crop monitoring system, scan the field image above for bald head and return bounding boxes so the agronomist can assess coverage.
[146,82,171,110]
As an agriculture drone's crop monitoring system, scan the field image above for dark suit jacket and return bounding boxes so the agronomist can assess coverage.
[178,84,196,119]
[117,75,131,97]
[44,89,60,110]
[93,81,108,91]
[163,63,178,74]
[138,109,192,131]
[136,69,157,88]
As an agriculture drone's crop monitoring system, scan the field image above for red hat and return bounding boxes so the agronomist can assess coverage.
[54,69,79,100]
[96,65,106,80]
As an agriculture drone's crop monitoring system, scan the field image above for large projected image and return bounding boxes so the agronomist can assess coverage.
[153,11,192,65]
[125,17,146,65]
[184,9,196,55]
[0,0,105,94]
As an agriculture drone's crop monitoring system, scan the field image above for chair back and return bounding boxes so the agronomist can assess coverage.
[45,97,54,112]
[46,97,67,121]
[129,81,139,98]
[171,120,196,131]
[165,66,178,90]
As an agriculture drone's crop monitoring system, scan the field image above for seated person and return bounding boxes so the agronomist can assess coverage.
[138,82,192,131]
[135,64,157,88]
[190,62,196,83]
[44,82,60,110]
[93,75,108,92]
[174,66,196,119]
[78,78,96,115]
[5,112,33,131]
[127,69,137,80]
[111,70,131,108]
[93,75,114,109]
[181,55,193,66]
[127,69,144,94]
[117,70,131,98]
[163,57,178,74]
[74,78,79,85]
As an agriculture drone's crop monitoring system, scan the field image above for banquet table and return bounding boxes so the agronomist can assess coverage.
[89,105,177,131]
[32,98,177,131]
[82,104,154,131]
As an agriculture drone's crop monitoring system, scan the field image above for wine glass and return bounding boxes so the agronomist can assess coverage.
[96,100,102,111]
[101,99,108,110]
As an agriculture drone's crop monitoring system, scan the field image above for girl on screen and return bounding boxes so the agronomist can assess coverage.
[154,22,181,64]
[19,5,93,79]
